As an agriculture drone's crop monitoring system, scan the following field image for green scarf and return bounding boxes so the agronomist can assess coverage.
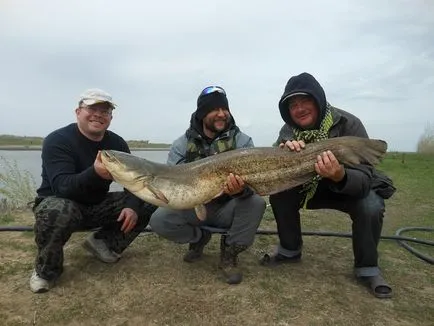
[185,127,238,163]
[293,106,334,208]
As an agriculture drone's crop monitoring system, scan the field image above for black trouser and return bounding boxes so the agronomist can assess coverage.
[33,192,157,281]
[269,182,385,274]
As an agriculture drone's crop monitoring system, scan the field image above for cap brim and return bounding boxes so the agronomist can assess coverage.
[82,99,116,108]
[281,92,309,103]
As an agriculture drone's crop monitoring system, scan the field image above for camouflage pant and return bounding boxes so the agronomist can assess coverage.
[33,192,157,281]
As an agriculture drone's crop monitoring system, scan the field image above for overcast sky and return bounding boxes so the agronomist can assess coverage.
[1,0,433,152]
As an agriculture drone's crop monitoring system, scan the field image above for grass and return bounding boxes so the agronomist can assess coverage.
[0,135,44,146]
[0,134,170,149]
[0,153,433,326]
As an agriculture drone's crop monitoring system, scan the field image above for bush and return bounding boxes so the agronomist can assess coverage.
[417,123,434,154]
[0,156,36,213]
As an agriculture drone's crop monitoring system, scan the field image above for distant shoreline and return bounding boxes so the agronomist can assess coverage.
[0,145,169,151]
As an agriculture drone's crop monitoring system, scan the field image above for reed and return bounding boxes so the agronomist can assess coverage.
[0,155,36,213]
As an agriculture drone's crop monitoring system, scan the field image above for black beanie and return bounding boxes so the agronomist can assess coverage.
[196,92,229,121]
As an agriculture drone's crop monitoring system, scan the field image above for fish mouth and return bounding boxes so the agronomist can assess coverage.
[101,150,119,163]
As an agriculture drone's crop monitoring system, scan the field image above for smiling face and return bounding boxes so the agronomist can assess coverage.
[202,107,231,138]
[75,102,113,141]
[288,95,319,129]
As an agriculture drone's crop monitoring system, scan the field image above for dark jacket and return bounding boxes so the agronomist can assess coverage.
[275,73,394,199]
[278,72,329,129]
[167,112,255,202]
[37,123,143,213]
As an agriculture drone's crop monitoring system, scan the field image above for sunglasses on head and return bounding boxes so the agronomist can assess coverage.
[200,86,226,96]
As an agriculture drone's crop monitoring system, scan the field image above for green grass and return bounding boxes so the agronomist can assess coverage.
[0,134,44,146]
[0,152,433,326]
[0,214,15,224]
[0,134,170,148]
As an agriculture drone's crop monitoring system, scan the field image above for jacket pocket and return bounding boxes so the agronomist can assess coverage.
[371,170,396,199]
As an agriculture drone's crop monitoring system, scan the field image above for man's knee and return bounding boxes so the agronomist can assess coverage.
[351,191,385,221]
[247,194,266,212]
[149,207,178,234]
[34,197,80,228]
[135,203,158,228]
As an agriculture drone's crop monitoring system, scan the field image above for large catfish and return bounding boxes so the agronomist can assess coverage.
[100,136,387,220]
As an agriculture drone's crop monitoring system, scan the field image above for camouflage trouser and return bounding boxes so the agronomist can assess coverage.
[33,192,157,281]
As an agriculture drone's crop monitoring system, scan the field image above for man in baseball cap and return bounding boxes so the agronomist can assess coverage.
[29,87,157,293]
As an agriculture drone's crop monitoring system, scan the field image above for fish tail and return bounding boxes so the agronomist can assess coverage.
[332,137,388,166]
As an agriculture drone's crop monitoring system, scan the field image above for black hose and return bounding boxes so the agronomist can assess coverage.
[394,227,434,264]
[1,225,432,264]
[0,226,34,232]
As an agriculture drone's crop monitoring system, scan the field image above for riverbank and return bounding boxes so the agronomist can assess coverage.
[0,145,169,151]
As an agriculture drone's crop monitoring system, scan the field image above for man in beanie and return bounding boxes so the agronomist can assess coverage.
[29,88,157,293]
[150,86,266,284]
[260,73,395,299]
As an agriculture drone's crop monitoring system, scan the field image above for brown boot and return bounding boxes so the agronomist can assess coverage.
[183,229,212,263]
[218,236,247,285]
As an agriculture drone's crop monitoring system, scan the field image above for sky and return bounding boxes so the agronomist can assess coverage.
[1,0,433,152]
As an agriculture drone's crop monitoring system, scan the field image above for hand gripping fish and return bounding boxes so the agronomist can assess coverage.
[100,136,387,220]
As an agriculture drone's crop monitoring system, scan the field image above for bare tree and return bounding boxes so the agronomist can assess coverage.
[417,123,434,154]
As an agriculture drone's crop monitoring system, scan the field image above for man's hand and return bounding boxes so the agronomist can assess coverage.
[315,150,345,183]
[279,140,306,152]
[117,208,138,233]
[94,151,113,180]
[223,173,245,196]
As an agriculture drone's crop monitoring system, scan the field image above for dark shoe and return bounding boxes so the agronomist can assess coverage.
[219,241,247,285]
[183,229,212,263]
[259,253,301,266]
[358,274,392,299]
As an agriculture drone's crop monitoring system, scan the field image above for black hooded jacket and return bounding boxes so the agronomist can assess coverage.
[278,72,328,129]
[185,112,238,143]
[167,112,254,201]
[275,72,386,199]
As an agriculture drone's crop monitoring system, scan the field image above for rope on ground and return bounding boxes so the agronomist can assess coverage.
[1,225,432,264]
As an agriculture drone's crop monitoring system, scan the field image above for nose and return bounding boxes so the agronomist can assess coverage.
[92,110,104,117]
[290,99,304,110]
[216,108,227,116]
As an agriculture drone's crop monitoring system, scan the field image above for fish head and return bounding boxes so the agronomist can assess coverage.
[100,150,155,192]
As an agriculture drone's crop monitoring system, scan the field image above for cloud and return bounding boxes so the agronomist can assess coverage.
[0,0,433,151]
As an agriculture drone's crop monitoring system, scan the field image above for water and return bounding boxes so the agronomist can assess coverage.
[0,150,169,192]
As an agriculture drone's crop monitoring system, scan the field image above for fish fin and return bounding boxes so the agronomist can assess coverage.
[202,190,224,205]
[194,205,207,221]
[250,175,316,196]
[212,190,224,200]
[148,185,169,204]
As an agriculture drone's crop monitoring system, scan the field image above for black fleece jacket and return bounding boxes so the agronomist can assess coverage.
[37,123,143,213]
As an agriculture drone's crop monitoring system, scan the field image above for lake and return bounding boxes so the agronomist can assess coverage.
[0,150,169,192]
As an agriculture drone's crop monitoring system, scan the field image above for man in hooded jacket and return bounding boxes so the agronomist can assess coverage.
[261,72,395,299]
[150,86,266,285]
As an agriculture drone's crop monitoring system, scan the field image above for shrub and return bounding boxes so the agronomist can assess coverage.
[0,156,36,213]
